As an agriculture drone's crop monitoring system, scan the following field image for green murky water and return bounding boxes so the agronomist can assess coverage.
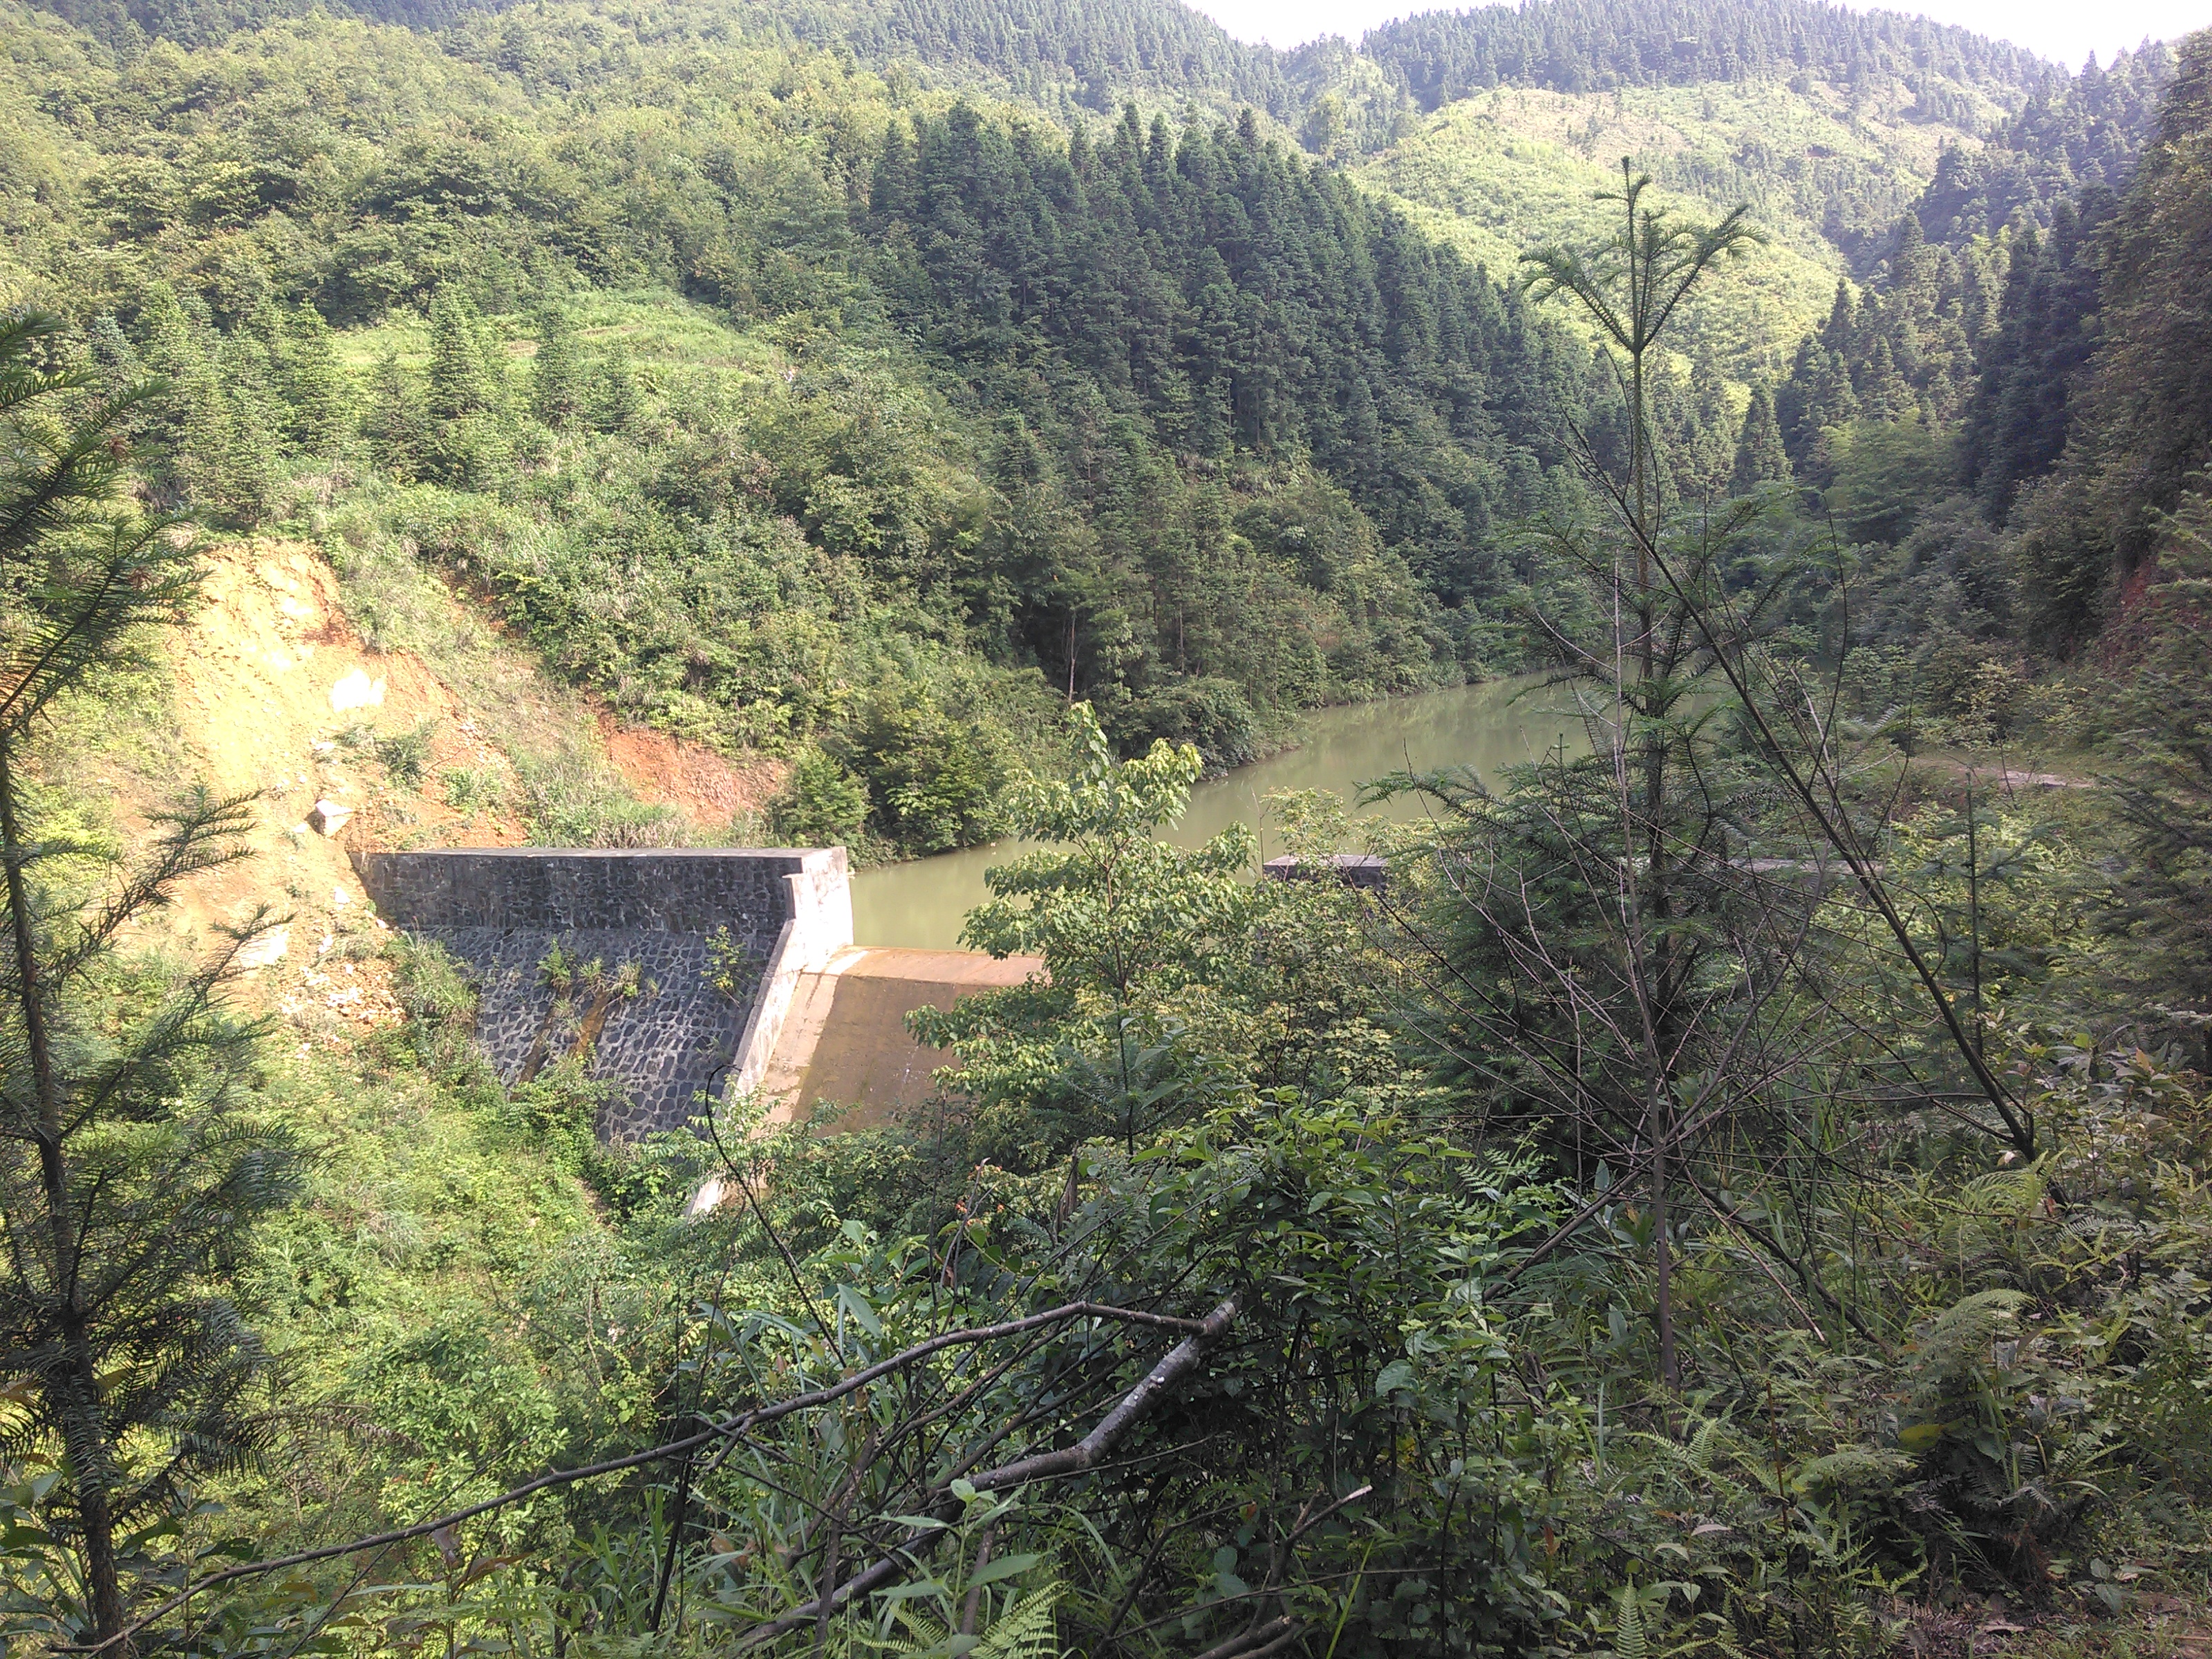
[850,677,1589,949]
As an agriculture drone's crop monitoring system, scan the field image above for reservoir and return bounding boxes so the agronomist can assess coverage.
[852,676,1588,949]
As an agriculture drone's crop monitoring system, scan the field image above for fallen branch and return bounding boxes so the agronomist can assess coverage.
[731,1293,1242,1650]
[65,1300,1217,1653]
[1194,1615,1300,1659]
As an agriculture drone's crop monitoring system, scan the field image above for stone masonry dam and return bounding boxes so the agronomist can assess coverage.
[355,847,1034,1140]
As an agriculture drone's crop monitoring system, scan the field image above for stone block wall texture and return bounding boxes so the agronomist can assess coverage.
[357,849,851,1141]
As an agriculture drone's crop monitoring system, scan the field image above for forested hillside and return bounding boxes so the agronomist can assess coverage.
[1363,0,2047,106]
[5,0,2212,1653]
[1356,84,1873,379]
[6,0,2171,402]
[6,0,2163,838]
[0,0,1631,850]
[1761,29,2195,675]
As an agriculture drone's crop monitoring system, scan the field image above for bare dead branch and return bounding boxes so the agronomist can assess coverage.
[728,1293,1241,1650]
[62,1298,1222,1653]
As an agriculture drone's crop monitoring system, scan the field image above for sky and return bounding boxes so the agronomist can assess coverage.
[1186,0,2205,71]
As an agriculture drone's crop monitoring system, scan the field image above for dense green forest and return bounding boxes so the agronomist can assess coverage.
[4,0,2212,1652]
[1363,0,2047,106]
[6,0,2158,835]
[0,0,1606,845]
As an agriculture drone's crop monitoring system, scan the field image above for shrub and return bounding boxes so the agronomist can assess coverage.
[442,765,506,818]
[388,935,494,1087]
[516,754,686,847]
[769,744,870,848]
[843,686,1014,854]
[1105,675,1263,770]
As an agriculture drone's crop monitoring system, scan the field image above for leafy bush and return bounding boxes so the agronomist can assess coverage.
[1104,675,1264,770]
[769,745,870,850]
[442,765,505,818]
[841,684,1016,854]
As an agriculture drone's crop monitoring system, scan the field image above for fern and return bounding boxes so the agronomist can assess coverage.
[1942,1167,2050,1260]
[868,1584,1062,1659]
[977,1588,1062,1658]
[1954,1167,2045,1220]
[1614,1584,1648,1659]
[1792,1447,1913,1493]
[1911,1289,2030,1387]
[1686,1414,1725,1474]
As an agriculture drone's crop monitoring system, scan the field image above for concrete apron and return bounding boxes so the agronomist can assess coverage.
[756,946,1042,1132]
[686,945,1041,1220]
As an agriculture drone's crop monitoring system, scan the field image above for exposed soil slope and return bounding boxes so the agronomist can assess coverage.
[48,538,782,1031]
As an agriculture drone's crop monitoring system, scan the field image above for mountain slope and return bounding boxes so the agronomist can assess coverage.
[6,0,2122,305]
[0,0,2187,833]
[0,0,1611,852]
[791,0,1295,116]
[1360,0,2050,111]
[1354,79,1932,379]
[6,0,2066,140]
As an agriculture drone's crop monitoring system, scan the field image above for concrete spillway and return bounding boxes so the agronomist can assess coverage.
[758,946,1042,1131]
[355,846,1034,1139]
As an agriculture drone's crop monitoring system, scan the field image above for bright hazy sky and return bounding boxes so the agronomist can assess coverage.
[1185,0,2204,71]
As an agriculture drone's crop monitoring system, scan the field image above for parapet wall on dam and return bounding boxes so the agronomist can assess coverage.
[355,847,852,1140]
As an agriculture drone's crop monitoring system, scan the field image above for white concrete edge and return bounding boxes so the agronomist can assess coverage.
[693,853,856,1217]
[731,916,798,1098]
[729,847,853,1100]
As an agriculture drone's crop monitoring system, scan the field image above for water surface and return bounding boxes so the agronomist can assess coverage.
[852,677,1587,948]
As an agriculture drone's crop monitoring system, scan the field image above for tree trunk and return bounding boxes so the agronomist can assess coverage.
[1651,1089,1678,1396]
[1622,191,1679,1405]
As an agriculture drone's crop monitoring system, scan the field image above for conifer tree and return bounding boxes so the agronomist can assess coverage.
[1856,335,1911,422]
[283,303,346,457]
[1819,278,1858,359]
[362,350,422,480]
[84,315,146,443]
[1520,166,1760,1394]
[2101,495,2212,1065]
[424,285,508,487]
[1781,347,1859,480]
[427,284,491,425]
[1731,384,1791,491]
[0,311,302,1644]
[593,344,644,438]
[870,115,918,223]
[213,331,283,521]
[532,299,585,430]
[2068,39,2212,571]
[1658,350,1736,500]
[135,284,220,507]
[1688,351,1732,458]
[85,315,142,395]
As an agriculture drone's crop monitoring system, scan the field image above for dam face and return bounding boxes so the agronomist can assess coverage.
[356,847,851,1140]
